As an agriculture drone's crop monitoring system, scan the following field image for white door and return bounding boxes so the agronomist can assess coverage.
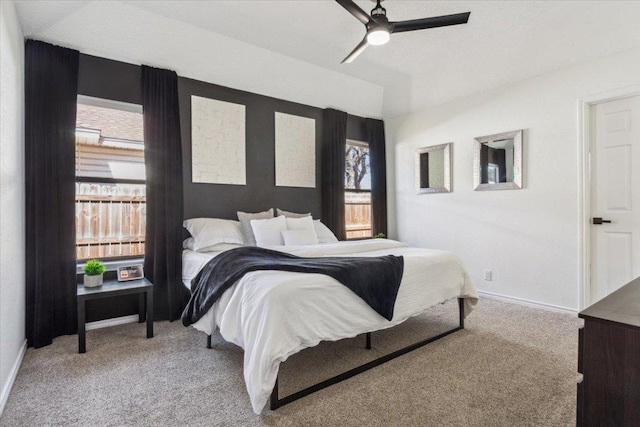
[590,94,640,304]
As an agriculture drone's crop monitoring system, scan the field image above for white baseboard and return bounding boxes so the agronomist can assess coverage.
[478,290,578,315]
[0,339,27,416]
[86,314,140,331]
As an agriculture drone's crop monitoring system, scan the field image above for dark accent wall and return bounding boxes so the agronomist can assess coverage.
[179,78,368,221]
[347,114,367,142]
[75,54,369,322]
[78,54,142,105]
[179,77,323,220]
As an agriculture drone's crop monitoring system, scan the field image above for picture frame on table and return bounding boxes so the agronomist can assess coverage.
[117,264,144,282]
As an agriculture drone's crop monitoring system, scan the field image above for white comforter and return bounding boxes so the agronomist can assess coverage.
[182,239,478,414]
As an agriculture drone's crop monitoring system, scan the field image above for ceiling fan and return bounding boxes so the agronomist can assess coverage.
[336,0,471,63]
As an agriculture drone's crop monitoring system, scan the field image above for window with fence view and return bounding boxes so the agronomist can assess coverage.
[345,140,372,239]
[75,98,145,260]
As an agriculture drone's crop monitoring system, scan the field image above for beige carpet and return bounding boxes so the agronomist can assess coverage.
[0,298,581,427]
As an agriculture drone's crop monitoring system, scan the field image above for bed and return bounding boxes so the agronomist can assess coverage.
[182,238,478,414]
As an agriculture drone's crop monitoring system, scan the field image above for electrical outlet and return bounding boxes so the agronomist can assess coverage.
[484,270,492,281]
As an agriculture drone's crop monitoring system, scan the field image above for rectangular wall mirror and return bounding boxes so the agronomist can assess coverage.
[473,130,523,191]
[415,143,452,194]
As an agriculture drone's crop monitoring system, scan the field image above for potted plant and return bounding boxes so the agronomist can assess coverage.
[83,259,105,288]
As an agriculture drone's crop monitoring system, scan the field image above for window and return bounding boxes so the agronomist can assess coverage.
[75,96,145,260]
[345,139,372,239]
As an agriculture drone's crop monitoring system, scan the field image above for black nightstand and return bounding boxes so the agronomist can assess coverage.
[77,278,154,353]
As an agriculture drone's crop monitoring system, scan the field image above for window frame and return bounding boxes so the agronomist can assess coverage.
[75,95,146,264]
[344,139,373,240]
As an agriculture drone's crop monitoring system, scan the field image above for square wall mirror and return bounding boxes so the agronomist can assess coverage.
[473,130,523,191]
[415,143,452,194]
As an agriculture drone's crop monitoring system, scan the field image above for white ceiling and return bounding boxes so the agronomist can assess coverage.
[15,0,640,117]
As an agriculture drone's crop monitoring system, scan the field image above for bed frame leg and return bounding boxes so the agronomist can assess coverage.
[270,377,279,410]
[207,334,212,349]
[458,298,465,329]
[365,332,372,350]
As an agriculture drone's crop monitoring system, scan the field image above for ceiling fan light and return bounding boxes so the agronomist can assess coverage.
[366,28,390,46]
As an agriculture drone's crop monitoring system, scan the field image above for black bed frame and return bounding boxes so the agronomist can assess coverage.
[206,297,465,410]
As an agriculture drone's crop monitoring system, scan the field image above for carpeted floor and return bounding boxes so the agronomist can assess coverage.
[0,298,581,427]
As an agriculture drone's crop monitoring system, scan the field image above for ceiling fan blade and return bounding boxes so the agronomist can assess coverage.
[391,12,470,33]
[335,0,370,25]
[341,37,369,64]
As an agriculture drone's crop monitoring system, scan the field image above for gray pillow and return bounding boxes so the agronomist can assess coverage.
[276,208,311,218]
[237,209,274,245]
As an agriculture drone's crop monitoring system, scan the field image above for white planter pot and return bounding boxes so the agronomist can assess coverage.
[84,274,103,288]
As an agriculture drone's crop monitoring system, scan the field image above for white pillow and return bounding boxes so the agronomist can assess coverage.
[183,218,244,252]
[282,229,319,246]
[285,215,315,232]
[284,216,318,244]
[276,208,311,218]
[251,215,287,246]
[314,220,339,244]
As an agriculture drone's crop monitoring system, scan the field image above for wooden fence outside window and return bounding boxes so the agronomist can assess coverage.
[345,191,372,239]
[75,183,146,259]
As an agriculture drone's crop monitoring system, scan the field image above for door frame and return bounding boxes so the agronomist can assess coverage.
[577,85,640,310]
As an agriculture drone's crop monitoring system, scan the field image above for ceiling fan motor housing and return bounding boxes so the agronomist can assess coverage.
[371,2,387,18]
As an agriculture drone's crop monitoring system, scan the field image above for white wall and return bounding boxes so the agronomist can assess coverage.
[0,0,26,414]
[385,48,640,311]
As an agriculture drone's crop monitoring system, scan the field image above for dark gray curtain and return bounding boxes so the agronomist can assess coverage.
[142,65,189,321]
[366,118,388,237]
[321,109,348,240]
[25,40,79,348]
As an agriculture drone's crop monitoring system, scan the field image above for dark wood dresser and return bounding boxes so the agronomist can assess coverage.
[577,276,640,426]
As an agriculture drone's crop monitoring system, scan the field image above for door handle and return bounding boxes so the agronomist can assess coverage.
[592,217,612,225]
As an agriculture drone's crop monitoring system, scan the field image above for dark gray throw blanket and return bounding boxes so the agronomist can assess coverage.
[181,246,404,326]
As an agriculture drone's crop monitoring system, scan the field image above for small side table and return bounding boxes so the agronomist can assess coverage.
[77,278,153,353]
